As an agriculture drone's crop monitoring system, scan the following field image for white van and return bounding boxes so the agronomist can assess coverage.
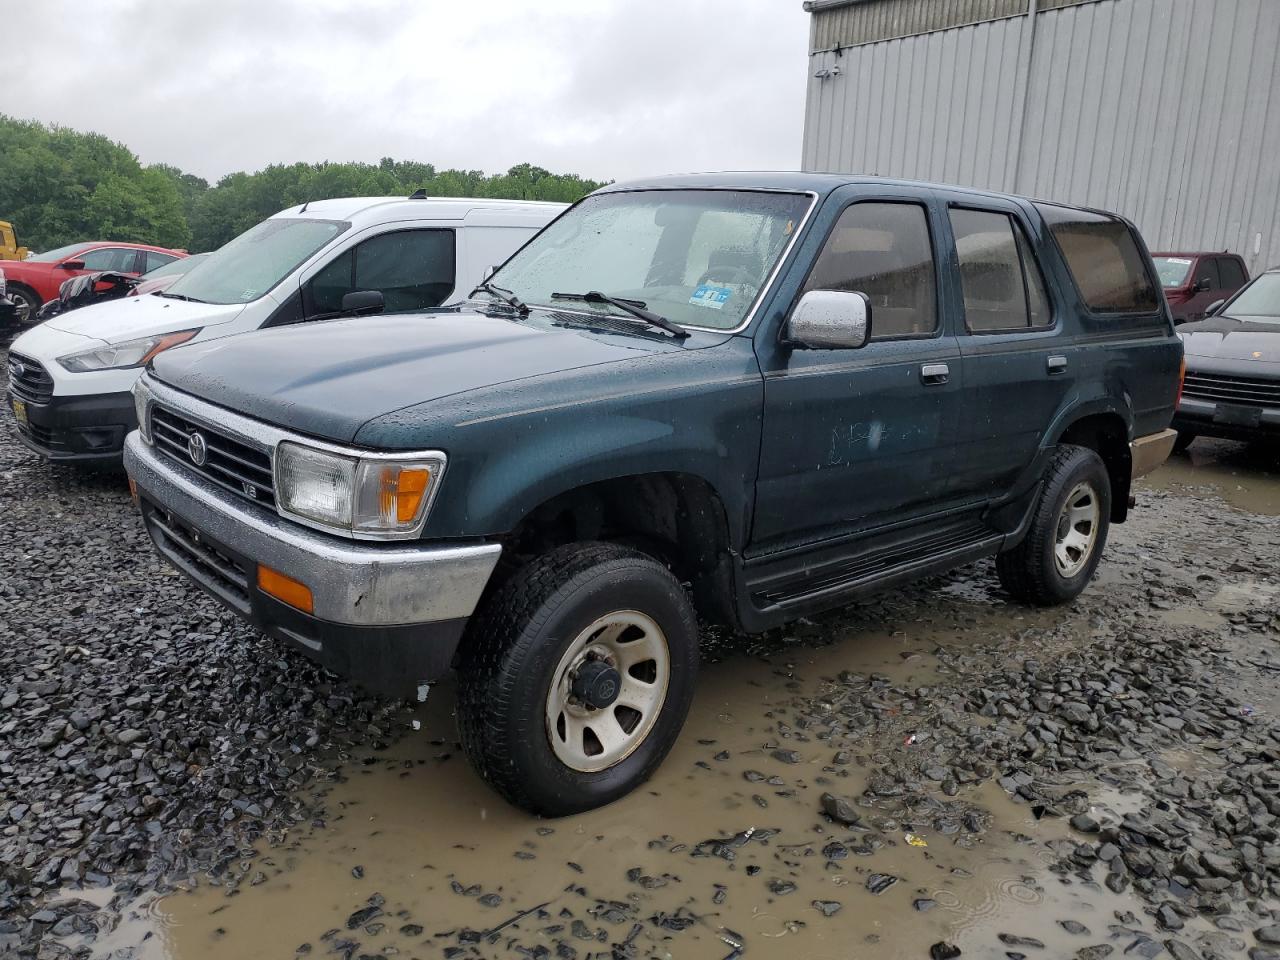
[6,195,564,463]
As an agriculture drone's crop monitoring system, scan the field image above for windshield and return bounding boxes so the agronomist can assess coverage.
[1153,256,1195,288]
[166,218,347,304]
[1223,272,1280,318]
[26,242,95,263]
[143,253,206,279]
[487,189,811,331]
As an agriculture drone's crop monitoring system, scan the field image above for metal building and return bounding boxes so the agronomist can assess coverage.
[802,0,1280,273]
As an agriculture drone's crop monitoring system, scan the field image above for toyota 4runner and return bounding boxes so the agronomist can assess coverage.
[124,174,1182,815]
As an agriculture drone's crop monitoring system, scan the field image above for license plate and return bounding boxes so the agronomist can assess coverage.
[1213,404,1262,427]
[10,398,26,425]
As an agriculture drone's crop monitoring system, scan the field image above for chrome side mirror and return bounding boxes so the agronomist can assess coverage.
[785,290,872,349]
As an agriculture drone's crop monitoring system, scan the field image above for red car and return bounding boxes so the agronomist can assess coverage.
[1152,251,1250,324]
[2,241,187,325]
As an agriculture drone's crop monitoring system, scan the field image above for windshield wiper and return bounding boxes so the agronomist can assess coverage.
[469,281,528,316]
[156,292,206,303]
[550,291,689,339]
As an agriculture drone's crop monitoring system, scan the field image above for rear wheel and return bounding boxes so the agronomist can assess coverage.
[1173,430,1197,454]
[997,444,1111,607]
[7,285,40,327]
[456,542,699,816]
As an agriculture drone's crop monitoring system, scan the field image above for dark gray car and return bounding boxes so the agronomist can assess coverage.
[1174,268,1280,449]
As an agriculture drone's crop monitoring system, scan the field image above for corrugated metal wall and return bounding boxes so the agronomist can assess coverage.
[802,0,1280,274]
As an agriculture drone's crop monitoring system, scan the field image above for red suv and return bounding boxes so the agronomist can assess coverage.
[1,241,187,325]
[1152,251,1250,324]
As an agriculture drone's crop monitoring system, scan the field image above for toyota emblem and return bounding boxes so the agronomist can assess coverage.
[187,431,208,466]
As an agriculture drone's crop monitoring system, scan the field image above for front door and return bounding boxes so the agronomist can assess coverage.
[751,192,964,555]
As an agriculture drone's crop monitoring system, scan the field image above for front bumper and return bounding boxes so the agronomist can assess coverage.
[124,431,502,696]
[1173,396,1280,442]
[7,388,134,462]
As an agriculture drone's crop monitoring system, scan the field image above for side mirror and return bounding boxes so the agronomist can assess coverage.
[1195,277,1213,292]
[60,259,86,271]
[482,265,497,281]
[340,290,385,316]
[785,290,872,349]
[1205,298,1226,317]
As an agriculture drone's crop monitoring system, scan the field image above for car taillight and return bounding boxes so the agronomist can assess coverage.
[1176,357,1186,408]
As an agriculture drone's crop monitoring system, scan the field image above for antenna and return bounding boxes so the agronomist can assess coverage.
[409,188,429,200]
[299,199,310,213]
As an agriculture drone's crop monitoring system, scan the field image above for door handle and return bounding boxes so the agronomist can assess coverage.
[920,362,950,385]
[1047,355,1067,375]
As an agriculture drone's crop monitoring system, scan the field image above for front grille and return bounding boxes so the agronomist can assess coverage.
[1183,372,1280,408]
[7,353,54,403]
[143,500,252,615]
[150,405,276,507]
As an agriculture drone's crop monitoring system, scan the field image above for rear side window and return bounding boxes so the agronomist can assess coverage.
[144,251,179,273]
[1035,204,1159,314]
[1217,257,1247,289]
[802,202,938,339]
[950,208,1051,331]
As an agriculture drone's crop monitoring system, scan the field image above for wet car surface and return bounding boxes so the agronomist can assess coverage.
[3,340,1278,958]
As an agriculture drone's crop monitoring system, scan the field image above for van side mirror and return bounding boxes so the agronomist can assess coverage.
[60,259,86,271]
[785,290,872,349]
[482,265,497,281]
[341,290,385,316]
[1205,298,1226,317]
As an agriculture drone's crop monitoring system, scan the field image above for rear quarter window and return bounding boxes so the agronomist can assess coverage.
[1034,203,1160,315]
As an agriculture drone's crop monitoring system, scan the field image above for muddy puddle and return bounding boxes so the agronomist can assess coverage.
[74,590,1179,960]
[1140,438,1280,515]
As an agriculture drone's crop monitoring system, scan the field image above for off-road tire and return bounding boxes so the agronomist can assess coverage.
[456,542,699,816]
[1173,430,1197,454]
[7,285,40,327]
[996,444,1111,607]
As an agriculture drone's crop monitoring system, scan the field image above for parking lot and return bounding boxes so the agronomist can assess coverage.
[3,343,1278,960]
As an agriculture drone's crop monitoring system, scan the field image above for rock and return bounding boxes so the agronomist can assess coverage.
[820,792,861,825]
[914,899,937,912]
[1077,948,1115,960]
[1070,814,1101,834]
[812,900,842,917]
[930,944,961,960]
[866,874,898,895]
[1060,920,1090,936]
[1156,905,1183,931]
[1200,852,1240,881]
[1256,928,1280,947]
[999,935,1045,949]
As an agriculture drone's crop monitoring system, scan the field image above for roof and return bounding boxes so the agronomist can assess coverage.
[272,195,567,224]
[599,170,1046,206]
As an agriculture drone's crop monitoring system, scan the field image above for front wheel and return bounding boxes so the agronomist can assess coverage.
[456,542,699,816]
[7,285,41,327]
[997,444,1111,607]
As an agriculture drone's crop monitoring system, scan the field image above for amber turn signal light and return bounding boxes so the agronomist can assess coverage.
[128,477,138,503]
[257,564,314,615]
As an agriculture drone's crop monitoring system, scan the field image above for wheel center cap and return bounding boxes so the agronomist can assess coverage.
[572,660,621,710]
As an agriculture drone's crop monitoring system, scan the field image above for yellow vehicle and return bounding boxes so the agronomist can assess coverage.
[0,222,29,260]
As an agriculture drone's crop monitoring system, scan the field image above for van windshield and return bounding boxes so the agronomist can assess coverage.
[486,189,812,331]
[1153,256,1194,288]
[166,218,347,305]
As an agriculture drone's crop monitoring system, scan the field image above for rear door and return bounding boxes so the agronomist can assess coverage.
[1184,256,1221,322]
[939,194,1075,501]
[1215,256,1248,304]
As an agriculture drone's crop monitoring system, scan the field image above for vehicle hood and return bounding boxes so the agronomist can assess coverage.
[1178,315,1280,361]
[0,260,54,281]
[9,320,108,358]
[43,294,249,341]
[149,307,724,444]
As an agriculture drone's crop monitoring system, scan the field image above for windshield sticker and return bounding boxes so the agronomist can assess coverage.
[1166,258,1192,266]
[689,284,732,310]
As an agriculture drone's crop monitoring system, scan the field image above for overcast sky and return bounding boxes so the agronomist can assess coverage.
[9,0,810,185]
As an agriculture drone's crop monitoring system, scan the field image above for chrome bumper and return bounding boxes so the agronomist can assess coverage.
[124,431,501,627]
[1130,428,1177,481]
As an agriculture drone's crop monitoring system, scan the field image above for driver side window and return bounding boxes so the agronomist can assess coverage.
[303,229,456,318]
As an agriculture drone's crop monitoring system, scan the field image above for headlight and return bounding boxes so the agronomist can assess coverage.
[58,329,200,373]
[275,442,446,539]
[132,379,153,443]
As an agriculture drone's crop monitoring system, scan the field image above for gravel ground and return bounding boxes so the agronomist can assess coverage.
[2,343,1280,959]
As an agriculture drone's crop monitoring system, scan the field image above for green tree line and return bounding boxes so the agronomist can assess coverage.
[0,115,607,254]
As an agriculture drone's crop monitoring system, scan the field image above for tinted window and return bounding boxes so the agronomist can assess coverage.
[79,248,138,272]
[1195,258,1221,289]
[803,202,937,338]
[144,251,179,273]
[950,208,1051,331]
[1217,257,1246,289]
[1035,204,1159,313]
[304,230,456,317]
